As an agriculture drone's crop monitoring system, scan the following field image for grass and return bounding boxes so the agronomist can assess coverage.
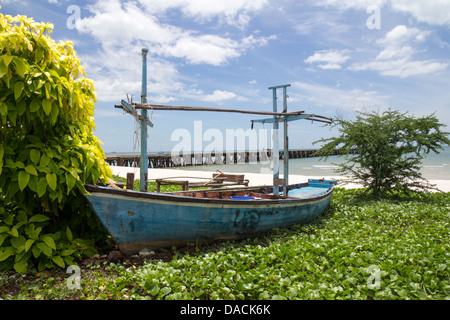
[0,188,449,300]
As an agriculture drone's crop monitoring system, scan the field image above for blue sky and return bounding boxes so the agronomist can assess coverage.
[1,0,450,153]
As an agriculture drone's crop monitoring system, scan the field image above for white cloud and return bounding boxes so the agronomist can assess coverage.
[390,0,450,26]
[139,0,268,28]
[315,0,450,26]
[315,0,387,11]
[351,58,448,78]
[291,81,390,110]
[203,90,238,102]
[76,0,273,65]
[377,25,429,46]
[350,25,448,78]
[73,0,274,102]
[305,49,351,70]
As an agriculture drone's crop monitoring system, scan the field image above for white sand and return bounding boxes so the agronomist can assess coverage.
[109,166,450,192]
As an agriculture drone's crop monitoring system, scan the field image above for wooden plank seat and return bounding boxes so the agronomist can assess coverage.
[156,172,249,192]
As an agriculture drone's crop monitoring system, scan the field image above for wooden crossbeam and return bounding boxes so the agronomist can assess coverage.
[116,101,306,117]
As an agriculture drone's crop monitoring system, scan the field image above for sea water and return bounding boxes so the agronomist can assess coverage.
[171,146,450,180]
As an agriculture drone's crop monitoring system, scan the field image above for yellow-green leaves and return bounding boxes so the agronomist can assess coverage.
[46,172,57,191]
[18,170,30,191]
[25,164,38,176]
[42,98,51,115]
[0,9,110,273]
[28,214,50,223]
[29,98,41,112]
[13,81,23,100]
[30,149,40,165]
[12,56,28,78]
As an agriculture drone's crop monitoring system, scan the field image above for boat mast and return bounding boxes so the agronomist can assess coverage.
[251,85,333,196]
[267,84,290,196]
[140,48,149,192]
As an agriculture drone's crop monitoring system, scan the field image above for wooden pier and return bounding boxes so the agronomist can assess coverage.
[105,148,357,168]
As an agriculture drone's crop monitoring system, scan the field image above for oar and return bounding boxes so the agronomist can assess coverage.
[203,170,224,186]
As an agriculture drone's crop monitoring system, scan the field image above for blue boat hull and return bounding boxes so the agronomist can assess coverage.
[84,180,337,255]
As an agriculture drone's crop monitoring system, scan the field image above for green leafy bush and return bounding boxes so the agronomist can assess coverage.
[0,10,111,272]
[315,110,450,195]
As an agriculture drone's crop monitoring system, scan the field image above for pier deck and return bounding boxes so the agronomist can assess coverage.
[105,149,357,168]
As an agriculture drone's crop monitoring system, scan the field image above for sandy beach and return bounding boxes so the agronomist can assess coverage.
[109,166,450,192]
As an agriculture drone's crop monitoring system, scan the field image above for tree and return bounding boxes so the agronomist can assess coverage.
[314,109,450,195]
[0,10,112,272]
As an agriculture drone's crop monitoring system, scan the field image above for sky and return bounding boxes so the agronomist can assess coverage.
[1,0,450,154]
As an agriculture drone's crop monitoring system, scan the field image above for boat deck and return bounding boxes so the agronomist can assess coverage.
[288,186,331,199]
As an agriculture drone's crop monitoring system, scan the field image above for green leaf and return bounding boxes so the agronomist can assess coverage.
[10,235,26,250]
[8,226,19,237]
[12,57,27,77]
[161,287,172,296]
[25,165,38,176]
[0,102,7,116]
[0,144,4,163]
[46,172,57,191]
[60,249,75,256]
[14,81,24,101]
[148,285,160,296]
[66,226,73,241]
[0,226,9,234]
[30,99,41,112]
[40,153,51,167]
[50,102,59,123]
[0,234,7,247]
[0,60,6,79]
[32,245,41,259]
[16,100,26,116]
[14,260,28,273]
[51,255,65,268]
[3,214,13,225]
[65,172,76,193]
[29,214,50,223]
[36,242,52,257]
[41,235,56,250]
[30,149,41,165]
[37,177,47,198]
[18,170,31,191]
[2,55,13,68]
[42,99,52,116]
[0,247,15,262]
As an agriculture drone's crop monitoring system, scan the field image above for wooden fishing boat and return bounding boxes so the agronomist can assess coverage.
[84,179,337,255]
[83,49,337,255]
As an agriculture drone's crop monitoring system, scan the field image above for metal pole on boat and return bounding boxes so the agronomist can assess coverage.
[269,86,280,196]
[282,85,290,196]
[140,48,149,192]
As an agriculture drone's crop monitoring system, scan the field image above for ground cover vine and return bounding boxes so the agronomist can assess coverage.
[1,188,448,300]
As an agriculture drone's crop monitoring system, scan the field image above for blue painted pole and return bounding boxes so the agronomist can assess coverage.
[269,86,279,196]
[283,85,290,196]
[140,48,149,192]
